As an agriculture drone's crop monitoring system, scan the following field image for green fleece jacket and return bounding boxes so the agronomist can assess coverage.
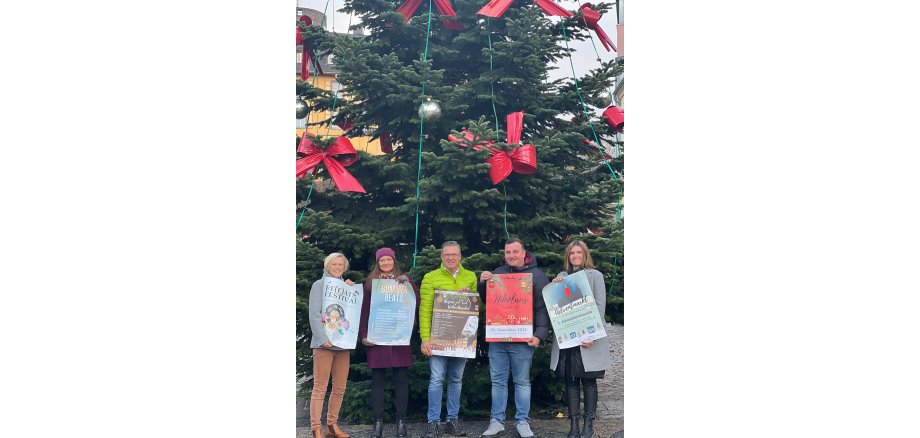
[418,263,478,341]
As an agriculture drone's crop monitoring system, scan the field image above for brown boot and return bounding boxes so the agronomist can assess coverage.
[312,429,323,438]
[326,424,350,438]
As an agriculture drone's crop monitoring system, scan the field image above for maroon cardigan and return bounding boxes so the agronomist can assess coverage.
[358,275,420,369]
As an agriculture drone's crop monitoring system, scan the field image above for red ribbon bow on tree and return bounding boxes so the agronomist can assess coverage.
[296,134,366,193]
[603,106,624,133]
[298,16,323,80]
[397,0,456,19]
[579,3,616,52]
[449,112,537,185]
[396,0,462,29]
[478,0,573,19]
[379,132,394,153]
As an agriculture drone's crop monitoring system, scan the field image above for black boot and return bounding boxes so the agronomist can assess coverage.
[567,416,581,438]
[372,419,384,438]
[566,384,581,438]
[396,419,408,438]
[581,381,598,438]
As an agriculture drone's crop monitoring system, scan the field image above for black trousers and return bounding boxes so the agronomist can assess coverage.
[565,377,598,419]
[371,367,409,420]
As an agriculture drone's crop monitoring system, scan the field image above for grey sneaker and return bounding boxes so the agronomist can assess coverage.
[481,419,504,437]
[444,419,466,437]
[515,421,534,438]
[425,421,440,438]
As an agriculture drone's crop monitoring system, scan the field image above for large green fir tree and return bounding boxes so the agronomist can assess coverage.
[296,0,623,422]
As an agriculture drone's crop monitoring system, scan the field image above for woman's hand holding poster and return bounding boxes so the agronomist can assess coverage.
[541,270,607,349]
[321,277,363,349]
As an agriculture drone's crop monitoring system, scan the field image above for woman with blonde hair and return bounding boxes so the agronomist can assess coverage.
[550,240,610,438]
[308,252,357,438]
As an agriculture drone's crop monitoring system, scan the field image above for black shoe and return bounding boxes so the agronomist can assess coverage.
[424,421,439,438]
[396,419,408,438]
[372,419,385,438]
[444,419,466,437]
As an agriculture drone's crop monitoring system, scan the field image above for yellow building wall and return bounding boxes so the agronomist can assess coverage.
[297,73,383,155]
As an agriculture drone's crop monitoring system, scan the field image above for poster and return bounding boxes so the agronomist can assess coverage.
[430,289,480,358]
[541,270,607,349]
[320,277,363,349]
[485,273,533,342]
[366,279,416,345]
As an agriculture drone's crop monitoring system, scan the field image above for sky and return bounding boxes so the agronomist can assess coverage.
[302,0,621,80]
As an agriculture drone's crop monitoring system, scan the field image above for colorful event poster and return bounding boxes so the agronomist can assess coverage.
[320,277,364,349]
[430,289,480,358]
[541,270,607,349]
[485,273,533,342]
[367,279,417,345]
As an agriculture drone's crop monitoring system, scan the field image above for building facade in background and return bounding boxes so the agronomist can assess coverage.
[297,5,383,154]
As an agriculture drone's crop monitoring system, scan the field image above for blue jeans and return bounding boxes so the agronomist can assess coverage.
[428,355,467,422]
[488,342,535,422]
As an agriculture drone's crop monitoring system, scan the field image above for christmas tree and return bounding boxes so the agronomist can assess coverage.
[296,0,623,421]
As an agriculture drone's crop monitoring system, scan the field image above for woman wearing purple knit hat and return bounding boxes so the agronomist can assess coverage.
[358,247,420,438]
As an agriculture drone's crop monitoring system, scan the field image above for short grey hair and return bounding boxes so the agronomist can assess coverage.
[441,241,461,253]
[323,252,349,272]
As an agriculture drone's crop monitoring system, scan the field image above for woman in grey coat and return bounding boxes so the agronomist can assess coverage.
[550,240,610,438]
[308,252,357,438]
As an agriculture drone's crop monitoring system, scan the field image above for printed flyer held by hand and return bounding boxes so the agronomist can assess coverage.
[485,273,533,342]
[321,277,364,349]
[541,270,607,349]
[430,289,480,358]
[367,279,417,345]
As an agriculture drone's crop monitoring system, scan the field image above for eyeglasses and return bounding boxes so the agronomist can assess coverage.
[442,254,461,258]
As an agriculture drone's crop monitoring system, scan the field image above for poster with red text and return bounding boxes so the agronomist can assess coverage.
[485,273,533,342]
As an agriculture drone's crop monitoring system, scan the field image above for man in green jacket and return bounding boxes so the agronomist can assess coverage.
[419,241,478,438]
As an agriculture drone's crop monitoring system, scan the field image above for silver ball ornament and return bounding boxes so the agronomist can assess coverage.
[418,100,442,121]
[596,90,614,107]
[296,97,308,119]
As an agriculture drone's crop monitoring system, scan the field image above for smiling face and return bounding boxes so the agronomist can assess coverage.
[328,256,346,278]
[441,245,462,272]
[569,245,585,269]
[378,256,395,274]
[504,242,525,268]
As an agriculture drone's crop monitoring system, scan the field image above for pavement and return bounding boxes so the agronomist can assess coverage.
[297,324,624,438]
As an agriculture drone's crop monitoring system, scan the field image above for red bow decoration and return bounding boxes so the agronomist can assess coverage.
[335,118,354,133]
[379,132,394,153]
[478,0,573,19]
[579,4,616,52]
[298,16,323,80]
[442,18,463,30]
[296,16,305,45]
[397,0,456,21]
[296,135,366,193]
[603,106,624,132]
[449,112,537,185]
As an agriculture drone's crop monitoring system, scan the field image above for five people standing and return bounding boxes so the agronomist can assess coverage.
[306,239,611,438]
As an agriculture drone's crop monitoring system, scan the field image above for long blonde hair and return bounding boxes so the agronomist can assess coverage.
[562,240,595,272]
